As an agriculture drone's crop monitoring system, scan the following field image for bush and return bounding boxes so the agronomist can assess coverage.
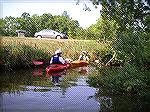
[88,63,149,95]
[113,30,148,67]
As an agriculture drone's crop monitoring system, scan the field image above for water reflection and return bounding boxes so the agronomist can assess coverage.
[46,71,66,86]
[0,67,100,112]
[1,66,149,112]
[32,67,43,77]
[74,67,89,74]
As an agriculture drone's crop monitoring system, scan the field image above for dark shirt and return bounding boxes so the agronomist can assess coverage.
[50,55,63,64]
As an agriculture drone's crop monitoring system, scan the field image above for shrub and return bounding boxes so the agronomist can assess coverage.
[88,63,149,95]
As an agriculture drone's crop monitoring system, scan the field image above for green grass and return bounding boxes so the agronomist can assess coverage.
[0,37,110,70]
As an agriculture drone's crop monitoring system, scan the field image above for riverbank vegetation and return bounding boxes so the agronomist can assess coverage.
[0,0,150,98]
[0,37,111,70]
[87,0,150,97]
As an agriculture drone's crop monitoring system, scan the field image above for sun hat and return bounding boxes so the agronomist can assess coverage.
[55,49,62,54]
[82,51,86,53]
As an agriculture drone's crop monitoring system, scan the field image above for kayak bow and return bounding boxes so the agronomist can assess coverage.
[70,60,89,68]
[32,60,44,66]
[45,63,70,74]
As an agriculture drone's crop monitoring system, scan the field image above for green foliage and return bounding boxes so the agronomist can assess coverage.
[0,19,5,36]
[88,63,149,95]
[74,0,150,97]
[75,17,119,40]
[144,15,150,34]
[2,12,81,38]
[88,29,150,96]
[92,0,150,32]
[93,46,113,65]
[75,28,95,40]
[144,40,150,67]
[3,16,17,36]
[0,44,49,70]
[113,30,149,68]
[88,18,119,41]
[0,37,109,70]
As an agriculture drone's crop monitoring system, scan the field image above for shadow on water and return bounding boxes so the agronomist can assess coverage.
[0,66,150,112]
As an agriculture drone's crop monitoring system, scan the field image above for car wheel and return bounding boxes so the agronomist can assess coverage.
[37,35,42,39]
[56,35,62,39]
[64,36,68,39]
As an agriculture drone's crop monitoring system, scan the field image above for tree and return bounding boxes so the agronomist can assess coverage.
[90,0,150,32]
[67,19,80,38]
[75,27,96,39]
[21,12,30,20]
[39,13,53,30]
[88,0,150,62]
[2,12,81,38]
[0,19,5,36]
[62,11,70,19]
[3,16,17,36]
[30,14,42,32]
[144,15,150,34]
[88,18,118,40]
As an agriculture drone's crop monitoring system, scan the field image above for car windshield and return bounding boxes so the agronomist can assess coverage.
[40,29,53,32]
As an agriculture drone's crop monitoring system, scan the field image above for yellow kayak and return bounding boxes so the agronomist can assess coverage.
[70,60,89,68]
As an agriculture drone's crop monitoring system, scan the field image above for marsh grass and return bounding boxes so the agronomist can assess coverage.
[0,37,110,70]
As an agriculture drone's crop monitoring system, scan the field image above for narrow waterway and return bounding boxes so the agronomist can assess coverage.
[0,66,149,112]
[0,66,101,112]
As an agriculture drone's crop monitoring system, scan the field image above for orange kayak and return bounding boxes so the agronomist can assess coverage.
[45,64,70,74]
[70,60,89,68]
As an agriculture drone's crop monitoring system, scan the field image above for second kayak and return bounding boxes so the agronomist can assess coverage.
[70,60,89,68]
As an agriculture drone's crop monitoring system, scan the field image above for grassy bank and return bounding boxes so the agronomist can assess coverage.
[0,37,110,70]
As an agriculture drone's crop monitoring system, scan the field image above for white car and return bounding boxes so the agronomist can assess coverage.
[34,29,68,39]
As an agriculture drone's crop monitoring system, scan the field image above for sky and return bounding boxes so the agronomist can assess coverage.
[0,0,101,28]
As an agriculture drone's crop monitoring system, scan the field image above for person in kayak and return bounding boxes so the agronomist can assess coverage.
[78,51,90,61]
[50,49,65,64]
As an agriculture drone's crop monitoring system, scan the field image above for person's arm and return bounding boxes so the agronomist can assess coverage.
[50,57,53,64]
[59,57,65,64]
[86,56,90,61]
[78,55,82,60]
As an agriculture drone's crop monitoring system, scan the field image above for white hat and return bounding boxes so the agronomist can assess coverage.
[55,49,62,54]
[82,51,86,53]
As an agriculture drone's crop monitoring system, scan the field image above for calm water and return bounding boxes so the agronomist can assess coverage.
[0,66,100,112]
[0,66,149,112]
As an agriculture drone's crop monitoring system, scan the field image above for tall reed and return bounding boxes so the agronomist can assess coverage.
[0,37,110,70]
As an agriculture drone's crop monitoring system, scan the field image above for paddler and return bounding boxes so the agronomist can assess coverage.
[78,51,90,62]
[50,49,65,64]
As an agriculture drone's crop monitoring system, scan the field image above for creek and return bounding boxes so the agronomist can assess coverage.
[0,66,149,112]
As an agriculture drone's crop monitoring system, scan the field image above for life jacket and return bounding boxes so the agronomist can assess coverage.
[80,55,84,60]
[52,55,62,64]
[80,55,88,61]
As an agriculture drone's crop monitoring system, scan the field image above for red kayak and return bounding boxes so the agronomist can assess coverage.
[32,60,44,66]
[45,63,70,74]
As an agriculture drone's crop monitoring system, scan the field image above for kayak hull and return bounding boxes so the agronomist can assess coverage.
[70,60,89,68]
[32,60,44,66]
[45,64,70,74]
